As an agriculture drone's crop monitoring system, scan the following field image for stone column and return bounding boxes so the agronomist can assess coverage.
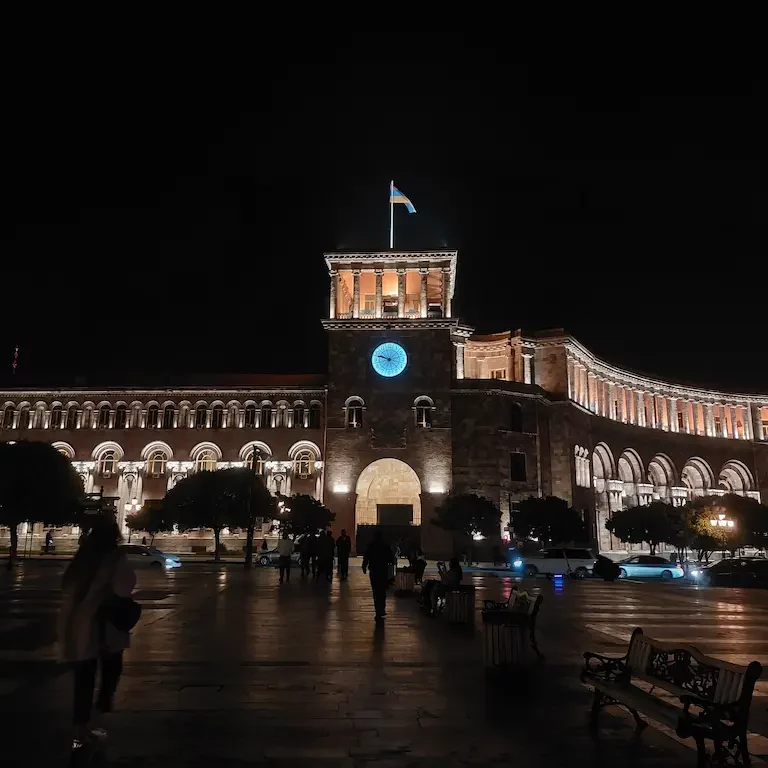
[455,342,465,379]
[352,269,361,319]
[108,409,115,429]
[743,405,753,440]
[730,406,739,439]
[704,404,714,437]
[567,358,575,400]
[669,397,678,433]
[608,383,617,420]
[442,266,451,317]
[636,391,646,427]
[585,372,594,412]
[616,385,625,422]
[419,268,428,318]
[374,269,383,318]
[648,394,658,429]
[329,271,336,319]
[720,405,729,438]
[581,367,589,408]
[751,404,764,441]
[522,354,533,385]
[397,268,406,318]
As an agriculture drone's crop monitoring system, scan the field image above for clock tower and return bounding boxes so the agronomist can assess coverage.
[322,250,468,554]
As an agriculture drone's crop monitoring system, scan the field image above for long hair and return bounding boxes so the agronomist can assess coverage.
[62,517,122,594]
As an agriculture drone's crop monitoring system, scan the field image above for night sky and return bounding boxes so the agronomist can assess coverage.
[2,65,765,392]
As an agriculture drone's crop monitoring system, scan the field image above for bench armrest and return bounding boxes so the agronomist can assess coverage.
[581,651,627,683]
[483,600,509,611]
[680,694,738,722]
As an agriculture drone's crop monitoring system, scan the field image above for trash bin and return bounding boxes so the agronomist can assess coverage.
[482,609,529,670]
[394,569,415,594]
[445,585,475,624]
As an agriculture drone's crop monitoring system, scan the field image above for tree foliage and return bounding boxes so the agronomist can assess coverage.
[512,495,586,546]
[125,499,173,545]
[605,501,675,555]
[162,468,276,561]
[431,493,501,546]
[0,441,84,567]
[276,494,334,537]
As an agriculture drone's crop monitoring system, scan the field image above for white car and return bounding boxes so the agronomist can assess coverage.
[120,544,181,569]
[512,547,596,578]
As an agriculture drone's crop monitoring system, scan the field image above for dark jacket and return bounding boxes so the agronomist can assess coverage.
[319,534,335,559]
[362,539,394,581]
[336,535,352,558]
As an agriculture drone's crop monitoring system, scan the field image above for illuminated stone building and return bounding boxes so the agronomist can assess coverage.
[2,248,767,555]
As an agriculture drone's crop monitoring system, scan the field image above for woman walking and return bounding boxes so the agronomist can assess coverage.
[58,517,137,752]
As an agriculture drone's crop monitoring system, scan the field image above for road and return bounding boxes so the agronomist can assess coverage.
[2,561,767,766]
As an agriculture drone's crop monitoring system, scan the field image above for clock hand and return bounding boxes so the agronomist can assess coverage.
[377,355,388,360]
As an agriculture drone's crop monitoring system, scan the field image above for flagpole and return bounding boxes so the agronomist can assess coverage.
[389,180,394,249]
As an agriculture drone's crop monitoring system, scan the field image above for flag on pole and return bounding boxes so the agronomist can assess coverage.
[390,185,416,213]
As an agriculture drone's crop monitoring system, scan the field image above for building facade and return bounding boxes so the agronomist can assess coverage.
[2,249,767,554]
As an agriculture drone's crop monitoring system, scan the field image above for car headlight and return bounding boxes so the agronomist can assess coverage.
[513,559,523,568]
[691,569,701,578]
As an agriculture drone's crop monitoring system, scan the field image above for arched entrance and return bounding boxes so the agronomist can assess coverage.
[355,459,422,551]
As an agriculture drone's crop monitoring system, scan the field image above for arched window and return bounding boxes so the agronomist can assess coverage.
[50,406,63,430]
[114,405,127,429]
[244,404,257,428]
[162,405,175,429]
[414,397,432,428]
[147,449,168,476]
[98,405,111,428]
[195,405,207,429]
[308,403,321,430]
[65,407,78,431]
[2,406,14,429]
[17,407,30,430]
[510,402,523,432]
[98,449,117,475]
[211,405,223,429]
[276,404,288,428]
[346,398,364,428]
[64,405,77,430]
[294,449,314,477]
[147,405,159,429]
[246,448,265,474]
[195,449,217,472]
[260,405,272,428]
[294,404,305,428]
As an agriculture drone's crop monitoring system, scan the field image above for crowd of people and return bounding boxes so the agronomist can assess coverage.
[274,528,353,583]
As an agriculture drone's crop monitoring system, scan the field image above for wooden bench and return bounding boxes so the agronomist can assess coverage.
[483,589,545,662]
[581,627,762,767]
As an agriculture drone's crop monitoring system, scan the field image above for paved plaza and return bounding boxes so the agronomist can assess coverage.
[2,561,768,766]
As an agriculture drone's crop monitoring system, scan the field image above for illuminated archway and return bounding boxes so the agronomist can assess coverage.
[718,460,754,495]
[355,458,422,527]
[681,457,715,498]
[618,449,644,507]
[648,453,677,501]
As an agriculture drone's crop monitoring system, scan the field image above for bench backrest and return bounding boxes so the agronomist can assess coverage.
[625,627,762,712]
[511,592,543,627]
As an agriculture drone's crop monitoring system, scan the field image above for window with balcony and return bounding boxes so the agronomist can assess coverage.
[308,403,321,429]
[195,449,217,472]
[211,405,223,429]
[162,406,174,429]
[147,450,168,476]
[98,405,111,428]
[294,405,305,428]
[260,405,272,428]
[147,405,159,429]
[98,449,117,475]
[346,398,364,428]
[677,411,684,430]
[195,405,207,429]
[65,408,78,431]
[490,369,507,380]
[2,406,13,429]
[17,407,30,430]
[294,450,314,477]
[114,405,127,429]
[244,405,257,428]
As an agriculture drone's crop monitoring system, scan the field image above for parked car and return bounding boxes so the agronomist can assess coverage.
[119,544,181,569]
[690,558,768,588]
[511,548,596,578]
[258,548,302,567]
[617,555,684,580]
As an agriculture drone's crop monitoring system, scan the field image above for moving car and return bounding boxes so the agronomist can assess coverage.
[512,548,596,578]
[119,544,181,569]
[258,548,302,567]
[617,555,684,580]
[690,558,768,588]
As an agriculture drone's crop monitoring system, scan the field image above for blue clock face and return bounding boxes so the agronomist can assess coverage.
[371,342,408,377]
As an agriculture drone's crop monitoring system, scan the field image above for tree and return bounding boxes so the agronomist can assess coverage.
[511,496,587,547]
[221,470,276,567]
[604,501,675,555]
[431,493,501,557]
[0,441,84,568]
[125,499,173,545]
[277,494,334,538]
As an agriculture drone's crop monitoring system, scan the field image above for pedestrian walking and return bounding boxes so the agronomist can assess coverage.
[336,529,352,579]
[277,532,293,583]
[299,535,312,578]
[58,517,138,753]
[44,529,54,554]
[317,530,335,581]
[362,530,395,621]
[141,536,147,546]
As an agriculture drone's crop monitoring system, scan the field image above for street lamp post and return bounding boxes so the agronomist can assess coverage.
[709,513,735,558]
